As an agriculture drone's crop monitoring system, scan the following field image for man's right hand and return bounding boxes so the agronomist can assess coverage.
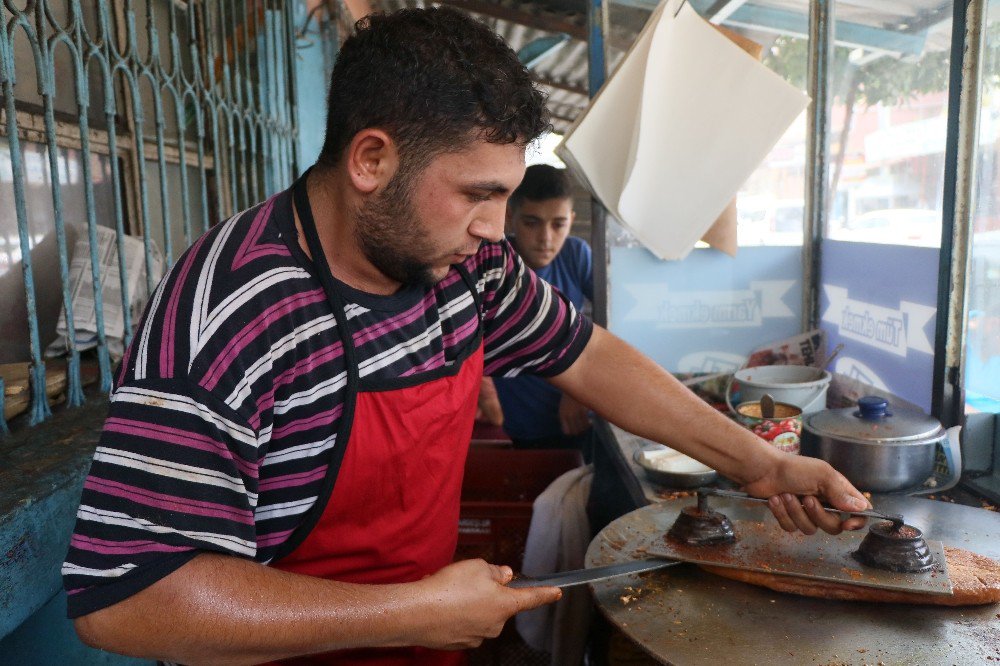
[408,559,561,649]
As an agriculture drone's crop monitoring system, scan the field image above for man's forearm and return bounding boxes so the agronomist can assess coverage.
[74,553,555,665]
[549,326,782,485]
[74,553,426,665]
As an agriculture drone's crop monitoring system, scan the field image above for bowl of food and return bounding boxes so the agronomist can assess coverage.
[633,445,717,488]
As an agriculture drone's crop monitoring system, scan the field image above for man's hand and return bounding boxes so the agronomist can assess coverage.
[476,377,504,427]
[558,394,591,436]
[741,454,871,535]
[409,560,560,650]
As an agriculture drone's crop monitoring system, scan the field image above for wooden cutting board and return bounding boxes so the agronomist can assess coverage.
[699,545,1000,606]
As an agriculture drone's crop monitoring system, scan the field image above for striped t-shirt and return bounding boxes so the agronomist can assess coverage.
[62,185,593,618]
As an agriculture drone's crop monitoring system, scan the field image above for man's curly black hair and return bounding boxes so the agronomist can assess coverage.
[316,7,551,171]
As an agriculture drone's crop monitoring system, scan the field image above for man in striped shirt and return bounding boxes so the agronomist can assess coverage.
[65,7,871,665]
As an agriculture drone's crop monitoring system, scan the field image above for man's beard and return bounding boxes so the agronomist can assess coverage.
[353,170,441,287]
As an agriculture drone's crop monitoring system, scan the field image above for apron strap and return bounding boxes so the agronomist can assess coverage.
[272,171,360,561]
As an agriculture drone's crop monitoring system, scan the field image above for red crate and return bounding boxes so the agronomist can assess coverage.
[456,447,583,569]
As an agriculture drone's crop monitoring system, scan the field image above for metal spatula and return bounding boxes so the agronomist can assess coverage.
[699,488,904,525]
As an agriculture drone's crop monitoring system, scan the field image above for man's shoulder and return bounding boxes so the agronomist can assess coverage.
[555,236,592,270]
[169,192,306,299]
[561,235,592,255]
[123,191,320,388]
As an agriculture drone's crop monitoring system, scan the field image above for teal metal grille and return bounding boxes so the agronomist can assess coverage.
[0,0,298,430]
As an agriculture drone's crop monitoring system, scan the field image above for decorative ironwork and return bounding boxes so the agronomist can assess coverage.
[0,0,298,429]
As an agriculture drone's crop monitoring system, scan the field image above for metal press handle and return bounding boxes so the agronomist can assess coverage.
[696,487,904,526]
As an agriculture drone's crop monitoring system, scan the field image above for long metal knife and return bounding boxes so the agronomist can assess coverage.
[507,557,681,588]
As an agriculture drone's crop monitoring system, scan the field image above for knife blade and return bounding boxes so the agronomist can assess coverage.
[506,557,681,589]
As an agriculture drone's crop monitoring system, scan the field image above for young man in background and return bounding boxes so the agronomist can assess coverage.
[488,165,595,455]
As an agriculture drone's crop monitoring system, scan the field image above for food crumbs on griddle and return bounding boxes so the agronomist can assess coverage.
[657,490,694,501]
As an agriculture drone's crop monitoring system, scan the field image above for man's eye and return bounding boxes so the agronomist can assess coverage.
[468,193,491,202]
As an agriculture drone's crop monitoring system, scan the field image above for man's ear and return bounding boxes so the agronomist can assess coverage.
[344,129,399,194]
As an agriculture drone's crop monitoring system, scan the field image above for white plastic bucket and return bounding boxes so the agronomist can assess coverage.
[725,365,831,415]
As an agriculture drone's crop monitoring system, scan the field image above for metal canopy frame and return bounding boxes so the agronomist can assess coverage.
[611,0,948,58]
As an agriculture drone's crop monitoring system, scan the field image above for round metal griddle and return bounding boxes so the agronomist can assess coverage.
[586,495,1000,665]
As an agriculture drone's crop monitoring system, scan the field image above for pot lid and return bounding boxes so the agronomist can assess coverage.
[804,395,945,444]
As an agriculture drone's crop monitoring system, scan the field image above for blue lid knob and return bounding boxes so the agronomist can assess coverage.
[856,395,892,419]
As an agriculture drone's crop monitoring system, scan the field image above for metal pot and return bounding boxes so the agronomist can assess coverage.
[802,395,962,494]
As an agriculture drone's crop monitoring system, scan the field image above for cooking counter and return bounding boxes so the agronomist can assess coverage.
[589,421,1000,665]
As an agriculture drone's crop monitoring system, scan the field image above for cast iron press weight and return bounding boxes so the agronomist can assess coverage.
[666,490,736,545]
[853,520,937,573]
[683,487,938,573]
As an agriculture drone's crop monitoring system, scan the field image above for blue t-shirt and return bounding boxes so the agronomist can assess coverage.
[493,235,594,439]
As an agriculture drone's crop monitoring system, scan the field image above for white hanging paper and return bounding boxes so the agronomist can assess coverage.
[558,0,808,260]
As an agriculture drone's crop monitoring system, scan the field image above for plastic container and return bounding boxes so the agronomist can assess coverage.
[726,365,831,415]
[456,447,583,568]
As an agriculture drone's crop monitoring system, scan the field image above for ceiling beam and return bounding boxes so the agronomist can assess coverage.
[534,76,589,98]
[440,0,588,40]
[548,111,578,124]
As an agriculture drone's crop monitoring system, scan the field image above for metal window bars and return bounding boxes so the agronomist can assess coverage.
[0,0,298,431]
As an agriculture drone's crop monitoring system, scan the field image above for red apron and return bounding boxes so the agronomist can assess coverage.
[267,174,481,666]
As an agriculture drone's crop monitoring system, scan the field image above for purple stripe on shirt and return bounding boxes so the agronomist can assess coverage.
[270,405,343,440]
[483,302,572,377]
[84,477,254,524]
[441,312,480,349]
[350,270,466,348]
[485,269,540,346]
[256,528,295,548]
[251,342,345,427]
[70,534,191,555]
[352,292,433,347]
[160,232,212,378]
[231,196,288,271]
[201,289,327,391]
[104,417,257,479]
[257,465,328,492]
[401,350,446,377]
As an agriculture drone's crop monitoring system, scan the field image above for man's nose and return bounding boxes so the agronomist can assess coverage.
[470,209,506,243]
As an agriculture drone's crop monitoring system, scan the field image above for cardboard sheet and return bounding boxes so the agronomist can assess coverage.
[558,0,808,260]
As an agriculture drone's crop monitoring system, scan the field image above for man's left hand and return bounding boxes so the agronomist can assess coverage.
[742,454,871,535]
